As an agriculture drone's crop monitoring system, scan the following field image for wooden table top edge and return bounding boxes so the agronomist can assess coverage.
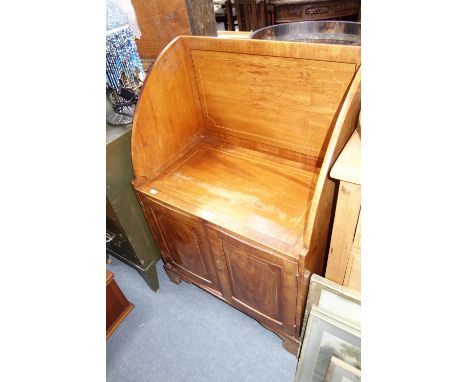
[330,126,360,184]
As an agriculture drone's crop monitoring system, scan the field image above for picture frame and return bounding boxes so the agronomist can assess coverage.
[324,356,361,382]
[300,274,361,342]
[295,307,361,382]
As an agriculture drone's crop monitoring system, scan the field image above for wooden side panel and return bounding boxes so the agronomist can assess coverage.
[325,182,361,284]
[191,50,356,158]
[208,226,298,336]
[132,0,192,59]
[302,68,361,275]
[132,38,203,182]
[106,272,134,339]
[344,214,361,292]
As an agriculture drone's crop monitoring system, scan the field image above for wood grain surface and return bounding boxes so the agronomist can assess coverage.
[326,121,361,291]
[132,38,204,182]
[330,126,361,184]
[142,142,319,256]
[302,67,360,260]
[191,50,356,157]
[132,0,192,58]
[325,181,360,283]
[344,214,361,291]
[272,0,361,24]
[106,271,135,339]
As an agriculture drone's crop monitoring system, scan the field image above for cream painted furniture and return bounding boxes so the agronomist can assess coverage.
[325,119,361,292]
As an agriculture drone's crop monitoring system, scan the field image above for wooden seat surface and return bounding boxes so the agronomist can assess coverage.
[139,141,320,257]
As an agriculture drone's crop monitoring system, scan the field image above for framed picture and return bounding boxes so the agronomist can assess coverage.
[300,274,361,342]
[324,356,361,382]
[295,307,361,382]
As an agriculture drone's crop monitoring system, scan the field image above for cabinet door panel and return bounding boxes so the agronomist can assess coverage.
[142,198,221,293]
[223,242,283,323]
[157,214,212,283]
[208,226,298,335]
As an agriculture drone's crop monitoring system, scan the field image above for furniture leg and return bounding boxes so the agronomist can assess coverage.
[278,332,299,356]
[234,0,245,30]
[259,1,266,28]
[226,0,235,31]
[137,262,160,292]
[164,264,181,285]
[258,320,299,356]
[267,4,273,25]
[248,0,258,30]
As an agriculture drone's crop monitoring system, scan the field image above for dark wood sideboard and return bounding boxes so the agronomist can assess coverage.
[270,0,360,24]
[227,0,360,31]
